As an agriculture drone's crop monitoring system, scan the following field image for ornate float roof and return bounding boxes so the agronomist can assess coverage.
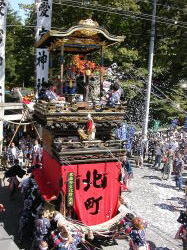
[35,19,125,54]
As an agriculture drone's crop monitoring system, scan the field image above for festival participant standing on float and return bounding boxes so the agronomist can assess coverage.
[86,114,96,141]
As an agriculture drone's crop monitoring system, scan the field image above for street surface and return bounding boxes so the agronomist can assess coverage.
[0,162,185,250]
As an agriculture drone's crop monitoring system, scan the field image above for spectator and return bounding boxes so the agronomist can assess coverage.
[0,204,5,212]
[134,140,143,168]
[121,155,133,191]
[174,153,184,191]
[4,159,26,198]
[32,140,42,165]
[176,209,187,250]
[7,142,20,166]
[153,143,163,169]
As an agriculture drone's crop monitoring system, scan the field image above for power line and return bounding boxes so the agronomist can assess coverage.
[84,0,187,25]
[9,1,187,29]
[136,0,186,12]
[52,0,187,29]
[151,84,185,112]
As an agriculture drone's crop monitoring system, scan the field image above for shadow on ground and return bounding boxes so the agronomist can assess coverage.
[154,203,180,212]
[142,175,161,181]
[167,196,185,205]
[0,183,23,248]
[150,182,176,190]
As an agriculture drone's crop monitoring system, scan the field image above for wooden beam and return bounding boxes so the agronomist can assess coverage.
[0,103,23,110]
[59,158,121,165]
[54,148,125,156]
[4,114,23,121]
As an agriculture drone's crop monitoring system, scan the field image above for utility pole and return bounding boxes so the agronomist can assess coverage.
[0,0,8,154]
[142,0,157,140]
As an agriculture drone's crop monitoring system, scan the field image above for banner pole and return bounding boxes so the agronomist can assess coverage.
[0,0,7,154]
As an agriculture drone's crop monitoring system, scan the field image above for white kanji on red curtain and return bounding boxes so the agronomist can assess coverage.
[35,0,52,95]
[0,0,7,102]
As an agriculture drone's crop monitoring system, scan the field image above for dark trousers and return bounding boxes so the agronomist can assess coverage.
[153,155,162,168]
[175,176,183,190]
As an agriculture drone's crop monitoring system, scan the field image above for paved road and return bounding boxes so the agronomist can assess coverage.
[0,175,23,248]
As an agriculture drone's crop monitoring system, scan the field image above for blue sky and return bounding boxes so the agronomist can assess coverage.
[10,0,33,20]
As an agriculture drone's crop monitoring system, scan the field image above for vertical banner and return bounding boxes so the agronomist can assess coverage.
[0,0,7,103]
[35,0,52,95]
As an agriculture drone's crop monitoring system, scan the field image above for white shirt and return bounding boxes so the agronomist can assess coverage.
[155,146,162,155]
[33,144,41,154]
[11,147,17,157]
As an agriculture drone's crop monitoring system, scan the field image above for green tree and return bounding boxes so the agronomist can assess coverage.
[5,6,35,89]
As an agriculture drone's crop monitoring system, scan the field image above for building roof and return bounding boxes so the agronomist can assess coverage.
[35,19,125,54]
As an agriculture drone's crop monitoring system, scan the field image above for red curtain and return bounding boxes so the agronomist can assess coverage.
[42,150,61,195]
[34,151,121,225]
[61,162,121,226]
[32,168,55,200]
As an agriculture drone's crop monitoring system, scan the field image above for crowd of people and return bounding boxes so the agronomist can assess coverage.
[119,128,187,193]
[120,128,187,249]
[0,123,187,249]
[1,131,42,198]
[14,172,151,250]
[3,137,42,169]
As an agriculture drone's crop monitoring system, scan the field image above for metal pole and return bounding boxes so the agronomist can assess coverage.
[100,45,104,98]
[60,45,64,95]
[142,0,157,139]
[0,0,8,154]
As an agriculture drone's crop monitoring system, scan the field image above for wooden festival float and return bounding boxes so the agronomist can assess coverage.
[33,19,128,229]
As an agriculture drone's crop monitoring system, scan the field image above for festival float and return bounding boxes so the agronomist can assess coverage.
[33,19,128,228]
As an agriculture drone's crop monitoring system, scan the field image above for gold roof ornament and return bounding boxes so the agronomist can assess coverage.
[78,19,99,36]
[78,19,99,27]
[35,19,125,54]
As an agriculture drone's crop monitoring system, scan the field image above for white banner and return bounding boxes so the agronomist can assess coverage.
[0,0,7,103]
[35,0,52,94]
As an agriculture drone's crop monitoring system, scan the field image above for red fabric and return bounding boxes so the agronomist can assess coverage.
[34,151,121,225]
[33,168,57,200]
[61,162,121,225]
[42,150,61,195]
[33,151,61,200]
[22,98,30,104]
[86,120,93,133]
